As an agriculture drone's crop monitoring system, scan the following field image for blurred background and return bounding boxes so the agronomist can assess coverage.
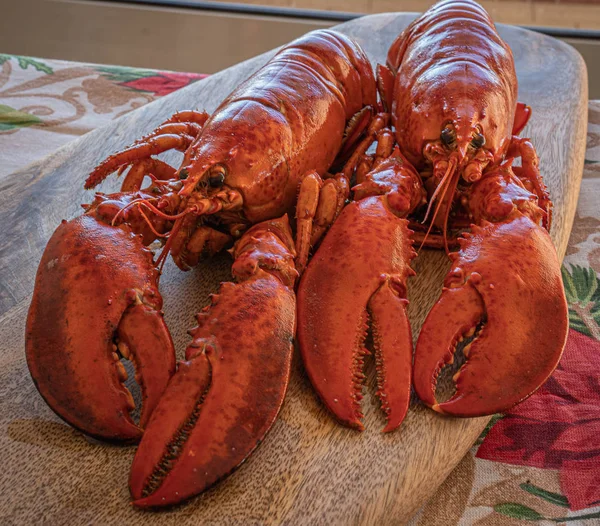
[1,0,598,95]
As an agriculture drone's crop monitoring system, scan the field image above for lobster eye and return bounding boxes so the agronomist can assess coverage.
[470,132,485,149]
[208,165,227,187]
[441,125,456,146]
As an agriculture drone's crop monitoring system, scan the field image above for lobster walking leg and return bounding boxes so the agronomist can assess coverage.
[508,136,552,227]
[413,167,568,416]
[295,171,350,274]
[121,158,178,192]
[130,215,297,508]
[86,111,209,189]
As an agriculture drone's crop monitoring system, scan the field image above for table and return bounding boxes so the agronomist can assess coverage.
[1,54,599,524]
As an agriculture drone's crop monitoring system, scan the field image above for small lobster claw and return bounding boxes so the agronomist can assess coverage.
[129,215,297,508]
[26,215,176,442]
[298,195,416,432]
[414,209,568,416]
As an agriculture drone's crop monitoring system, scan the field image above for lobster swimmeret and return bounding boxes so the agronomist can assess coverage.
[298,0,568,430]
[26,29,377,507]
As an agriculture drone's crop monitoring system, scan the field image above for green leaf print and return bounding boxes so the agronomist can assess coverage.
[494,502,544,521]
[0,104,43,131]
[96,66,158,83]
[0,54,53,74]
[519,483,569,508]
[562,265,600,339]
[15,56,53,74]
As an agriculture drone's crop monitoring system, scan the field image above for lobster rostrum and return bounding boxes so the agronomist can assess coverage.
[298,0,568,431]
[26,29,377,507]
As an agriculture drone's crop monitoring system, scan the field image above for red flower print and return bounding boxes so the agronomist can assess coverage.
[121,72,207,97]
[477,328,600,511]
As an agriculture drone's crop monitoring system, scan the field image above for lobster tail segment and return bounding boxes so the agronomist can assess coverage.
[414,213,568,416]
[297,196,416,432]
[130,215,297,508]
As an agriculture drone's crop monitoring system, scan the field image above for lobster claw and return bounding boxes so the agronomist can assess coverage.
[413,213,568,416]
[298,196,415,432]
[26,215,176,442]
[129,216,297,508]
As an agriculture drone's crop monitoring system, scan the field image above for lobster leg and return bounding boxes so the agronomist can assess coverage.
[413,167,568,416]
[295,171,348,274]
[298,156,425,431]
[296,116,397,274]
[121,158,178,192]
[508,136,552,228]
[86,135,194,189]
[85,111,209,189]
[129,215,297,508]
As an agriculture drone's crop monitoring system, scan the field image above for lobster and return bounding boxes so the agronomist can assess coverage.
[26,29,377,508]
[297,0,568,431]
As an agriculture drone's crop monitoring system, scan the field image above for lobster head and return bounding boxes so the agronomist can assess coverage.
[385,0,523,187]
[390,68,517,182]
[165,109,295,269]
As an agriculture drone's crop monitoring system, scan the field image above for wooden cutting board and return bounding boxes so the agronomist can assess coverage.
[0,13,587,526]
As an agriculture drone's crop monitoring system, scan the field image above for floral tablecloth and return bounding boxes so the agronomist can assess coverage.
[1,54,599,525]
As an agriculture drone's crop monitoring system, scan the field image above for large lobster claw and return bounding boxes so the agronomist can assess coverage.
[413,211,568,416]
[129,216,297,508]
[26,214,176,442]
[297,195,415,432]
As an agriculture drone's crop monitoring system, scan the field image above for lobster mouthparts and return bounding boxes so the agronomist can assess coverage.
[130,216,296,508]
[298,196,416,432]
[414,214,568,416]
[26,215,176,442]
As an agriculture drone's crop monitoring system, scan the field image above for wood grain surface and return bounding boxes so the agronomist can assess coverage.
[0,13,587,526]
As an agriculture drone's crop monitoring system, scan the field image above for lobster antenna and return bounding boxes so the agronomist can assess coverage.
[110,197,155,227]
[440,166,461,254]
[137,206,170,239]
[418,156,458,252]
[422,157,455,224]
[155,214,188,272]
[110,197,193,228]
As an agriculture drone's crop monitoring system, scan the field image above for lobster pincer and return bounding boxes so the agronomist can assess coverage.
[130,216,297,508]
[413,168,568,416]
[298,153,426,432]
[25,196,176,442]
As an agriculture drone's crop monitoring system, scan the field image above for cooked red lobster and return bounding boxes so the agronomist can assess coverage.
[298,0,568,431]
[26,29,377,507]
